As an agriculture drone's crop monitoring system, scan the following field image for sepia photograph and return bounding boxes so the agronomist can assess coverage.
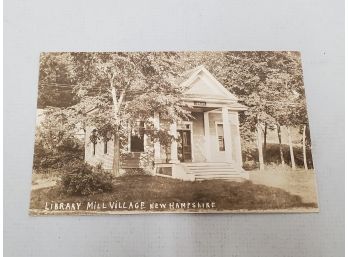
[4,0,345,254]
[29,51,319,215]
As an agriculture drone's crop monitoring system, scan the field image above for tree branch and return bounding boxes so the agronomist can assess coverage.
[110,76,119,121]
[116,90,125,113]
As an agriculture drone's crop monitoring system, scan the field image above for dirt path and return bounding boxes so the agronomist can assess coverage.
[31,172,59,190]
[32,180,57,190]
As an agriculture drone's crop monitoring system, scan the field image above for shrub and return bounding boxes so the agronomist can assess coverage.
[33,138,84,173]
[60,160,114,196]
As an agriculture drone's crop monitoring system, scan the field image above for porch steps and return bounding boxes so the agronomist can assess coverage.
[182,162,246,181]
[121,153,141,169]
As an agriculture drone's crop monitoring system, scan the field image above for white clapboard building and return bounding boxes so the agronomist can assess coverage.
[85,66,249,181]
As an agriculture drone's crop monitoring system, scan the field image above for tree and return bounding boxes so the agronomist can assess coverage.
[35,107,79,152]
[251,52,307,170]
[276,124,285,167]
[153,129,175,163]
[263,122,268,158]
[37,51,311,173]
[302,125,308,170]
[217,52,278,170]
[65,52,191,176]
[38,53,77,108]
[287,126,296,170]
[33,107,83,171]
[256,121,265,170]
[182,51,310,170]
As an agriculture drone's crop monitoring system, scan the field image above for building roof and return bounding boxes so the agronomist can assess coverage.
[179,66,247,111]
[180,65,239,102]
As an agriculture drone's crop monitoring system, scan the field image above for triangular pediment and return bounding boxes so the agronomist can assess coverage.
[180,66,238,101]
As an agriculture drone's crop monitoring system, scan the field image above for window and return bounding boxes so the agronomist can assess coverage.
[130,121,145,152]
[216,123,225,151]
[103,141,108,154]
[102,131,112,155]
[93,143,96,155]
[91,129,97,155]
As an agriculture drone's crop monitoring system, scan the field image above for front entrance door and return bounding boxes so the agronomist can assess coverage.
[177,130,192,162]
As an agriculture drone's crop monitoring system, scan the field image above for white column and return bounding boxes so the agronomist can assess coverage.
[232,112,243,167]
[203,111,211,162]
[153,112,161,162]
[222,107,233,162]
[143,133,148,151]
[170,122,179,163]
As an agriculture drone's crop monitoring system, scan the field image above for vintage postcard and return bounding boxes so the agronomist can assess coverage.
[29,51,319,215]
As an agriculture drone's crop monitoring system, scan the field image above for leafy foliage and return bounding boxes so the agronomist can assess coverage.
[166,51,309,154]
[151,128,176,162]
[36,52,311,168]
[33,138,83,172]
[242,143,313,170]
[60,160,114,196]
[33,108,84,172]
[68,52,192,127]
[62,52,194,174]
[38,53,77,108]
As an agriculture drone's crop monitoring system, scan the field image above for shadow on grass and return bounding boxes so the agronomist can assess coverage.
[30,175,318,212]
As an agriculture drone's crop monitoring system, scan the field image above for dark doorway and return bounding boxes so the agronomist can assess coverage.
[177,130,192,162]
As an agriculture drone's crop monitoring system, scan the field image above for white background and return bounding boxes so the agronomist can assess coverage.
[4,0,344,256]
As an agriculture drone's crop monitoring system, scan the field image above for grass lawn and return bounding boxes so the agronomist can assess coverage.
[249,166,319,204]
[30,175,318,214]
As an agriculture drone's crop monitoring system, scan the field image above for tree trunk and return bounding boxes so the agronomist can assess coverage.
[302,125,308,170]
[257,124,265,171]
[112,128,120,176]
[287,126,296,170]
[263,123,267,161]
[277,125,285,167]
[109,78,126,177]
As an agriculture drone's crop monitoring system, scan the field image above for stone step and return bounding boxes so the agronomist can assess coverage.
[121,159,141,168]
[186,166,237,171]
[187,166,237,171]
[122,158,141,161]
[182,162,245,181]
[121,160,140,164]
[188,171,241,175]
[183,162,233,167]
[195,177,244,181]
[121,158,141,164]
[121,163,140,167]
[194,174,242,179]
[122,165,141,169]
[195,174,240,178]
[122,153,141,159]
